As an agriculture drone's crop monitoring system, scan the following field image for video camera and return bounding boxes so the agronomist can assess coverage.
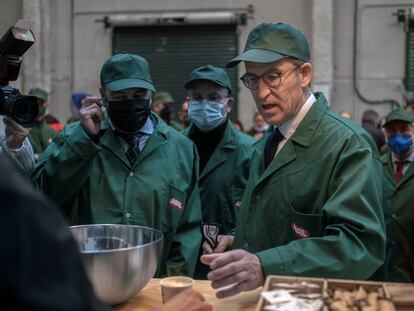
[0,20,38,128]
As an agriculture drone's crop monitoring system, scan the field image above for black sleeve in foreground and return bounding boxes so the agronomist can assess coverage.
[0,155,108,311]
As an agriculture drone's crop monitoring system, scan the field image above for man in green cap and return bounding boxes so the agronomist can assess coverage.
[32,53,202,277]
[381,108,414,282]
[201,23,386,297]
[27,88,56,158]
[182,64,255,278]
[152,91,182,130]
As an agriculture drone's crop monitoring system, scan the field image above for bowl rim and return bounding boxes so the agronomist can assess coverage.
[69,224,163,254]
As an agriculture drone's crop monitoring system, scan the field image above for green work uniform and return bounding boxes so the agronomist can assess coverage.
[234,92,386,280]
[28,120,56,158]
[382,152,414,282]
[183,120,254,234]
[32,114,202,277]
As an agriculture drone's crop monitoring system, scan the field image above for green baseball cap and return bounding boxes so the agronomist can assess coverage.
[100,53,156,92]
[28,88,48,102]
[154,91,174,104]
[383,108,414,126]
[226,23,310,68]
[184,65,232,94]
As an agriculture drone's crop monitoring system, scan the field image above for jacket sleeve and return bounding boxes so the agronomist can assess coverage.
[31,124,100,211]
[1,136,35,174]
[256,146,386,280]
[165,145,202,277]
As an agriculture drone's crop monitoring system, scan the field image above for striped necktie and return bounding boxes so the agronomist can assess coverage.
[124,135,140,164]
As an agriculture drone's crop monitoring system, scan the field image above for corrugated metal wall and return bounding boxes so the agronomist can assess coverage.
[113,24,239,117]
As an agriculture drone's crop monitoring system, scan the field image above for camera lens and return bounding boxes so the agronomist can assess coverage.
[6,95,38,127]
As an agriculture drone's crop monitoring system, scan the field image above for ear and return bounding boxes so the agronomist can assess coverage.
[299,63,313,88]
[225,98,233,114]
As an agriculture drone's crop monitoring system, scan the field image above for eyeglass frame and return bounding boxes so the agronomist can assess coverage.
[240,66,300,91]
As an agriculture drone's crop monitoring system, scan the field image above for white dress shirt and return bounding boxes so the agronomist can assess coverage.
[274,92,316,156]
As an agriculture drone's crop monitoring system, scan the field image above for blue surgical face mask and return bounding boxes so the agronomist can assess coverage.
[387,133,413,154]
[188,99,228,131]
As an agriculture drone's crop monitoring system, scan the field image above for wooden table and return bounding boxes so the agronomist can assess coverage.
[113,278,261,311]
[113,278,414,311]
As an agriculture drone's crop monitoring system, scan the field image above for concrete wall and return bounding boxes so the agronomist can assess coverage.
[332,0,413,123]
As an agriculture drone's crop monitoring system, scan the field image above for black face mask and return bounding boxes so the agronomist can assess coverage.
[107,99,151,134]
[160,104,173,123]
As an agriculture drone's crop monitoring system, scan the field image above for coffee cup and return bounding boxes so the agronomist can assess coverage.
[160,276,194,303]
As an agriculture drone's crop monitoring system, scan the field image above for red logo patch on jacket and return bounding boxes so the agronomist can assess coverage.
[291,223,310,239]
[169,198,183,211]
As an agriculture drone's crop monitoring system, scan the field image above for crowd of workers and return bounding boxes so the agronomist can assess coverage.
[1,22,414,310]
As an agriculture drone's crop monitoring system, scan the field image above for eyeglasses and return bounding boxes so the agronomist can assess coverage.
[188,94,228,102]
[240,67,299,91]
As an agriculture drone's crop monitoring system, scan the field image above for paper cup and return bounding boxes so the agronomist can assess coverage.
[160,276,194,303]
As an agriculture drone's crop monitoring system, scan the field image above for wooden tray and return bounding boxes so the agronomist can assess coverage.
[256,275,395,311]
[255,275,325,311]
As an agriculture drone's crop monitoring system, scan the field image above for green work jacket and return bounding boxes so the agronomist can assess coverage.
[183,120,255,234]
[234,92,386,280]
[382,152,414,282]
[32,114,202,277]
[28,120,57,158]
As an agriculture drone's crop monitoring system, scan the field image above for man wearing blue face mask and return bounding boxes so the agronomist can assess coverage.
[182,65,255,279]
[32,53,202,277]
[382,108,414,282]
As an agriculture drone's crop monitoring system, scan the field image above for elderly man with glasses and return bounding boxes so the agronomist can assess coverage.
[201,23,386,297]
[182,65,255,279]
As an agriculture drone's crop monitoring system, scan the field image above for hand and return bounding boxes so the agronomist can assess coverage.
[154,289,212,311]
[202,235,234,254]
[4,117,30,150]
[79,96,104,135]
[200,249,264,299]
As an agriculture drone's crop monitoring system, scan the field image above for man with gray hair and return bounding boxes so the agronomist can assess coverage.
[201,23,386,297]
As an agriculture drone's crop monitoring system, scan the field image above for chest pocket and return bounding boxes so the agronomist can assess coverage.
[287,203,324,241]
[218,186,244,234]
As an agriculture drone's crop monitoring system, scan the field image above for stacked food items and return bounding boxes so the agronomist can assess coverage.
[325,285,394,311]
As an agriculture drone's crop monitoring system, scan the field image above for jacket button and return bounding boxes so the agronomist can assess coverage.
[129,172,134,177]
[126,212,131,218]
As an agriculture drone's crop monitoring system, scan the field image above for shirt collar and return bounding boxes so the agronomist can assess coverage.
[277,92,316,140]
[391,150,414,163]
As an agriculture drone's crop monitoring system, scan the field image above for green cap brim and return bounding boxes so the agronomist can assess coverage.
[105,78,156,92]
[226,49,287,68]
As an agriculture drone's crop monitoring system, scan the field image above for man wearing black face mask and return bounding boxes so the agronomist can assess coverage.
[32,53,203,277]
[152,91,182,131]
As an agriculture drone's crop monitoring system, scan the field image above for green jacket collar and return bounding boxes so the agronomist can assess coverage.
[381,152,414,188]
[253,92,327,187]
[184,120,236,180]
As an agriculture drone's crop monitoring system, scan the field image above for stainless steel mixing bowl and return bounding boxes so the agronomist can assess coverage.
[69,224,163,305]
